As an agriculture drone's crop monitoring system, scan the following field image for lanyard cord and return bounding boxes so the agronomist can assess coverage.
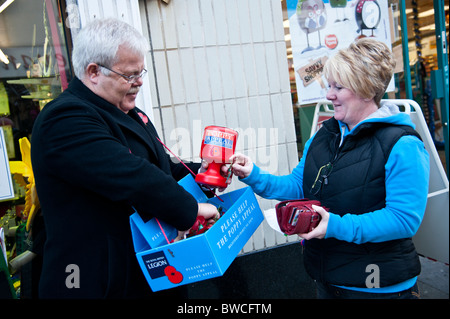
[155,136,198,177]
[155,216,171,245]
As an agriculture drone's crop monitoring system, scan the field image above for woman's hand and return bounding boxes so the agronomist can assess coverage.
[229,153,254,179]
[199,161,233,191]
[298,205,330,240]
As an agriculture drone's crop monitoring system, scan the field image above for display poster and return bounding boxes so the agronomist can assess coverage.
[287,0,394,105]
[0,82,10,115]
[0,128,14,201]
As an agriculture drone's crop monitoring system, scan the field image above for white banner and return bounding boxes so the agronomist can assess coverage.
[287,0,394,105]
[0,128,14,201]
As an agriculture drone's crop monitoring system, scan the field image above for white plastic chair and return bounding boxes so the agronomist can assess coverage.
[309,99,449,263]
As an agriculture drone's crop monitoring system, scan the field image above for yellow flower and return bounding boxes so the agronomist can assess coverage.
[9,137,40,231]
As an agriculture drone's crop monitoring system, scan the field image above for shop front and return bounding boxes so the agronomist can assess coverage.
[1,0,297,299]
[1,0,72,298]
[1,0,448,299]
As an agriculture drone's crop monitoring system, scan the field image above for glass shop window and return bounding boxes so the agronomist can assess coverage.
[0,0,72,161]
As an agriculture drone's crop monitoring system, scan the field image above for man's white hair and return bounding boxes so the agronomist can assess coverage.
[72,18,149,79]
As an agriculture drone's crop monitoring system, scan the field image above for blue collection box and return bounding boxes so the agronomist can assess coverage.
[130,174,264,292]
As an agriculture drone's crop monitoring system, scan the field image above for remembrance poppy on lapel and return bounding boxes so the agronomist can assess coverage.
[138,112,149,124]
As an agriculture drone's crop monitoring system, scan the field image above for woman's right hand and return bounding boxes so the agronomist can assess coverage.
[229,153,254,179]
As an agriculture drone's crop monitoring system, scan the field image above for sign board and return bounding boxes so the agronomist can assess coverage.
[287,0,394,105]
[0,128,14,201]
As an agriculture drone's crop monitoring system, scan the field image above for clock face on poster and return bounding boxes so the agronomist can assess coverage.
[357,0,381,29]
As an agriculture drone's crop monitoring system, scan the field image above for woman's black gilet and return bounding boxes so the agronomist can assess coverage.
[302,117,422,287]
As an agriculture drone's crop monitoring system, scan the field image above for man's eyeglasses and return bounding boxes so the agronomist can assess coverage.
[310,163,333,196]
[97,64,147,84]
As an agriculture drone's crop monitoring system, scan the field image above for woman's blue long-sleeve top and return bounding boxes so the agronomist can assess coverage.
[241,104,430,245]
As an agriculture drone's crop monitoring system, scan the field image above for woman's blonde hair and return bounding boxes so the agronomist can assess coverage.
[323,38,396,106]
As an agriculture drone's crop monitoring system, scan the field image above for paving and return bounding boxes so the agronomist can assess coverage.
[188,244,449,299]
[418,256,449,299]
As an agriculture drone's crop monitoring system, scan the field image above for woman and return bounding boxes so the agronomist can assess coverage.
[231,38,430,299]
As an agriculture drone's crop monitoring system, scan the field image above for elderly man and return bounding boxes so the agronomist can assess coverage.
[31,18,218,299]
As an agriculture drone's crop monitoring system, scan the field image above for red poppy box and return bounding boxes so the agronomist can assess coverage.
[130,174,264,292]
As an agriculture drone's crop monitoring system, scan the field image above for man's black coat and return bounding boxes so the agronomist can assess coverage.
[31,77,199,298]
